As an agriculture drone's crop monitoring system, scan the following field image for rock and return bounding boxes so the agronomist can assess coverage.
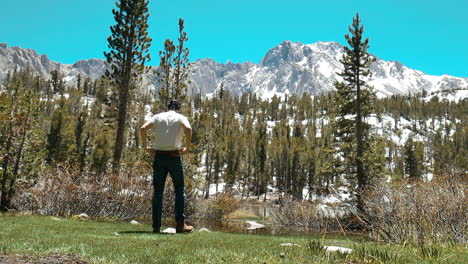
[279,253,285,258]
[71,213,89,221]
[130,220,139,225]
[114,232,120,236]
[162,228,176,234]
[50,217,61,221]
[199,227,211,232]
[324,246,353,254]
[280,243,301,247]
[78,213,88,219]
[246,221,265,230]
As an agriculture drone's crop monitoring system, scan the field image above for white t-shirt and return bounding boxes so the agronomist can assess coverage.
[149,111,191,151]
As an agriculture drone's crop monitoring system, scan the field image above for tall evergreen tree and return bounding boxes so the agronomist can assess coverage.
[156,39,175,111]
[155,18,191,112]
[46,99,65,163]
[173,18,191,105]
[334,13,376,211]
[104,0,152,166]
[404,137,418,179]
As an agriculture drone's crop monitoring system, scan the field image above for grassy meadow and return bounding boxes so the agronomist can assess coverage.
[0,214,466,264]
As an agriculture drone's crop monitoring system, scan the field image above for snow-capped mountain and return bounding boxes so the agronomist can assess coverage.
[191,41,468,98]
[0,41,467,98]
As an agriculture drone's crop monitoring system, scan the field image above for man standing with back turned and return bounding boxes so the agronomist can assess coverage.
[141,99,194,233]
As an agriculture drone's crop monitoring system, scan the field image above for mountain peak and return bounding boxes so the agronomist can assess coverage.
[260,40,310,67]
[0,43,467,100]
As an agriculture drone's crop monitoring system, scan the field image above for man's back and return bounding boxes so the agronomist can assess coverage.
[151,111,191,151]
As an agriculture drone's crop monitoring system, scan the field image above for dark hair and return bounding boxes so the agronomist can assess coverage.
[167,99,181,110]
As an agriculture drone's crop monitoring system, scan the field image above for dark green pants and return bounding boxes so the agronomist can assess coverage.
[152,154,185,230]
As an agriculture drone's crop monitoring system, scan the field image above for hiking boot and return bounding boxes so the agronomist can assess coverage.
[176,222,194,233]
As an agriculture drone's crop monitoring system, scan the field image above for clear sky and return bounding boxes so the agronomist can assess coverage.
[1,0,467,77]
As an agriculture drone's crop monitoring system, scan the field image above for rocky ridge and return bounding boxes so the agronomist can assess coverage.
[0,41,466,98]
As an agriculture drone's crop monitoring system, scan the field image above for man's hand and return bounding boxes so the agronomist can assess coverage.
[178,147,189,156]
[145,147,156,156]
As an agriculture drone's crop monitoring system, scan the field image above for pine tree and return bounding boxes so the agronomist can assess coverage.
[173,18,191,106]
[76,74,82,91]
[104,0,152,166]
[0,71,37,210]
[156,39,175,111]
[155,18,191,112]
[46,99,65,163]
[404,137,417,179]
[50,69,65,95]
[334,13,376,212]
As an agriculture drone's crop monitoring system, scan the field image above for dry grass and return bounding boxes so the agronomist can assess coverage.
[226,209,260,220]
[363,176,467,244]
[271,197,354,234]
[12,162,202,221]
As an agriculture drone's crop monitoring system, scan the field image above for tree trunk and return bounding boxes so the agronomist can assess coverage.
[7,103,31,206]
[113,84,129,168]
[355,70,366,213]
[0,123,13,211]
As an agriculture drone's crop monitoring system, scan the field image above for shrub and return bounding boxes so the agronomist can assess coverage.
[362,176,467,244]
[353,245,398,264]
[13,162,203,221]
[307,240,326,257]
[271,196,354,233]
[416,244,444,262]
[204,193,240,220]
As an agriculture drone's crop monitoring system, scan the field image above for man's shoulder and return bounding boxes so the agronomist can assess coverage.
[168,111,188,120]
[153,111,188,121]
[150,112,166,122]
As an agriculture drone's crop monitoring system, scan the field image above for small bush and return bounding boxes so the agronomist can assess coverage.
[416,244,444,262]
[13,162,203,221]
[353,245,398,264]
[204,193,240,220]
[271,196,353,233]
[307,240,326,257]
[362,176,467,244]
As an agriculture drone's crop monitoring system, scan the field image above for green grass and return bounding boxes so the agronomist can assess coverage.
[0,214,466,264]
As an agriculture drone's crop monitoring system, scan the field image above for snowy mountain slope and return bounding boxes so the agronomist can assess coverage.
[192,41,468,98]
[1,41,467,99]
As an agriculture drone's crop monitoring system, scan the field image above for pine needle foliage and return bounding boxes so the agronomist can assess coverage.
[334,13,377,211]
[103,0,152,165]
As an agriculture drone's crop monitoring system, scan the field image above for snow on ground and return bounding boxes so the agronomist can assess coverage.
[53,93,69,100]
[196,183,227,196]
[64,75,75,83]
[425,89,468,103]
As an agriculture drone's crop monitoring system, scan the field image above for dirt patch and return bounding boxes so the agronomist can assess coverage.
[0,253,89,264]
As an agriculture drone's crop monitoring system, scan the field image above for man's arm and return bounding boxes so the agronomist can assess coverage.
[140,120,155,156]
[179,123,192,155]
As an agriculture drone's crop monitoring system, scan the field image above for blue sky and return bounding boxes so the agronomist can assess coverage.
[1,0,467,77]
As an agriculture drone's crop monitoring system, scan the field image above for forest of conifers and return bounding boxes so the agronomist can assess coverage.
[1,68,466,209]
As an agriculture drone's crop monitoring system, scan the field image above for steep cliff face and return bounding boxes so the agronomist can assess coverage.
[1,41,467,98]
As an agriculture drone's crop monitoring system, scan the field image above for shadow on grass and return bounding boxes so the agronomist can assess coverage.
[117,231,175,235]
